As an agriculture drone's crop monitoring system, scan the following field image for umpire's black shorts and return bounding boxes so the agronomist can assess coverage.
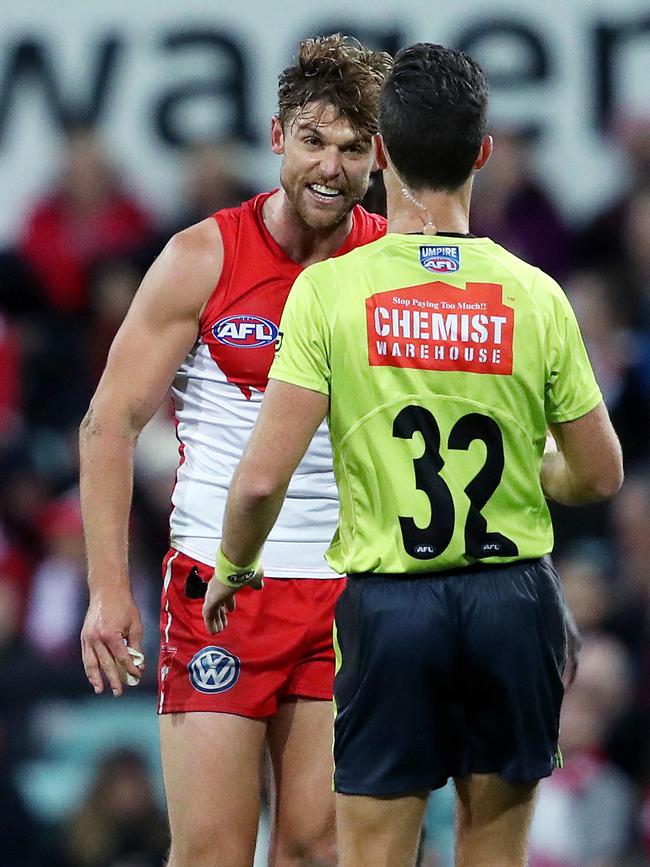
[333,557,567,796]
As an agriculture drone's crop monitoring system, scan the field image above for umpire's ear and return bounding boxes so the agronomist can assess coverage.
[473,134,493,173]
[373,134,388,172]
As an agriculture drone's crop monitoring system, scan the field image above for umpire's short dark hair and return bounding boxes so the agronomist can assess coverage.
[379,43,488,192]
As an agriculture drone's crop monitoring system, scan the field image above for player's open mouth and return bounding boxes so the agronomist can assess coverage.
[307,183,342,202]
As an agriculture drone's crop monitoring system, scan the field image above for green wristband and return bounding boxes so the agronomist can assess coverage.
[215,547,261,589]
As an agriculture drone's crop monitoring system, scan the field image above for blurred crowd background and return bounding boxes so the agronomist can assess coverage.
[1,4,650,866]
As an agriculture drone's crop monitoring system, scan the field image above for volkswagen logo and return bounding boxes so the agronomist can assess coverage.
[188,646,240,694]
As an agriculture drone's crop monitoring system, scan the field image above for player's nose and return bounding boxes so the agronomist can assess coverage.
[318,147,343,179]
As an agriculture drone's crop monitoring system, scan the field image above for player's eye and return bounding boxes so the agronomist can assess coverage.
[344,143,368,156]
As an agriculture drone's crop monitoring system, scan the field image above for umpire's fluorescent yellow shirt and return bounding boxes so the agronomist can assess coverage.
[270,234,602,575]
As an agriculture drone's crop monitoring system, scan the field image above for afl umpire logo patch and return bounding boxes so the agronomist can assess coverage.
[419,245,460,273]
[188,646,240,694]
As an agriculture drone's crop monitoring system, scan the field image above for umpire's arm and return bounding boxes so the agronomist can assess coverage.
[224,379,327,563]
[541,401,623,504]
[202,380,328,630]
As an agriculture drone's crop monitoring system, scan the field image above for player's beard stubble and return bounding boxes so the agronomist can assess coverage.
[280,166,367,232]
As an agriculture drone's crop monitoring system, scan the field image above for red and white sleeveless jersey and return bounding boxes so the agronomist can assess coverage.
[169,191,386,577]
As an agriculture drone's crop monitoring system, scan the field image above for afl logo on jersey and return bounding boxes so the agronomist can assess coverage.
[213,315,279,348]
[419,245,461,273]
[188,646,240,694]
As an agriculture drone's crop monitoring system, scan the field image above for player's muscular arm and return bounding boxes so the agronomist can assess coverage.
[541,401,623,505]
[80,219,223,695]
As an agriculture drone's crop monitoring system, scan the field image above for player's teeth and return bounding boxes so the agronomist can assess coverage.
[311,184,339,196]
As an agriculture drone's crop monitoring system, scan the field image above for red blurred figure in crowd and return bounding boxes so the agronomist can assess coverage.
[19,125,154,315]
[0,313,21,439]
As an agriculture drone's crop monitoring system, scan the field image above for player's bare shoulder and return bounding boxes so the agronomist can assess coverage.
[138,217,224,323]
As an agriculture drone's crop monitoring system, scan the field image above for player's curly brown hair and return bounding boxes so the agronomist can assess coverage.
[278,34,393,140]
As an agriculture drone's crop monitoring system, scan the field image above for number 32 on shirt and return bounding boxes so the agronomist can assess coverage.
[393,405,518,561]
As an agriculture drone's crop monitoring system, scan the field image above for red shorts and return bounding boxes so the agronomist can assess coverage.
[157,549,345,717]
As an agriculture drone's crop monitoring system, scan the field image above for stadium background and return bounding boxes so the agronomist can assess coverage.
[0,0,649,864]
